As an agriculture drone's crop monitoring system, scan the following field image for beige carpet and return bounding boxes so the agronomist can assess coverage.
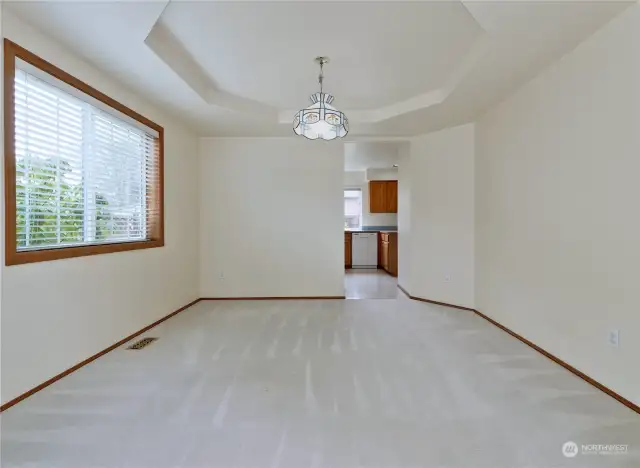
[2,298,638,467]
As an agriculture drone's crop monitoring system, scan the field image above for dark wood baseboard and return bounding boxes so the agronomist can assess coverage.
[397,284,640,415]
[201,296,346,300]
[471,309,640,415]
[5,293,637,416]
[0,298,202,413]
[0,295,347,411]
[397,284,474,311]
[397,284,411,297]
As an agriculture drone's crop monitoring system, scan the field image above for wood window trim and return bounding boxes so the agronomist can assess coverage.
[3,39,164,266]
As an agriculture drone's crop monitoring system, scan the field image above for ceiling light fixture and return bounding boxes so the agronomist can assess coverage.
[293,57,348,141]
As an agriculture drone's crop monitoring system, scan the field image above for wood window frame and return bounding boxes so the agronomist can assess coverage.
[4,39,164,266]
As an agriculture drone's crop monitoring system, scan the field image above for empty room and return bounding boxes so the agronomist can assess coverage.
[1,1,639,467]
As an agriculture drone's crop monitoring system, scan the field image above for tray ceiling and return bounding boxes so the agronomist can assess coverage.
[5,1,633,138]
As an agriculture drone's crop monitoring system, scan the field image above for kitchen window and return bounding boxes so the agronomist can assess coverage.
[344,188,362,229]
[4,39,164,265]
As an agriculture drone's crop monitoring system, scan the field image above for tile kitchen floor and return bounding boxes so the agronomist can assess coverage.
[344,268,398,299]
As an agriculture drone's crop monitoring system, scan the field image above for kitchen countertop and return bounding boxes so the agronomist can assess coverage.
[346,227,397,232]
[345,230,397,233]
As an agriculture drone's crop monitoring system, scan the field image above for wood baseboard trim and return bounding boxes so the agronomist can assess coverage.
[201,296,346,300]
[5,294,637,416]
[397,284,639,415]
[397,283,411,297]
[1,295,344,410]
[471,308,640,415]
[397,284,475,311]
[0,298,202,413]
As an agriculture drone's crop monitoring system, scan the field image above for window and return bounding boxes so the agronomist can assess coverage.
[4,40,164,265]
[344,189,362,229]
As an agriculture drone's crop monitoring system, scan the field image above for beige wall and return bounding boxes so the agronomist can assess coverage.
[199,138,345,298]
[406,125,475,308]
[475,5,639,404]
[1,11,200,404]
[397,143,412,292]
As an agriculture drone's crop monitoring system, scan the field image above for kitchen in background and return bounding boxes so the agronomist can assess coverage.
[343,142,400,299]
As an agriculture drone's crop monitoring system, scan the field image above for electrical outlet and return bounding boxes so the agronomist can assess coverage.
[444,275,451,283]
[608,329,620,348]
[219,271,225,280]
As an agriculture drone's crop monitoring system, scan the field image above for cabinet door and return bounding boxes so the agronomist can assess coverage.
[388,233,398,276]
[369,181,386,213]
[381,241,389,271]
[370,180,397,213]
[345,235,351,267]
[386,181,398,213]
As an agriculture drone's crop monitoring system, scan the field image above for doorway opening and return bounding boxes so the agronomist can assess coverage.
[343,187,398,299]
[343,142,401,299]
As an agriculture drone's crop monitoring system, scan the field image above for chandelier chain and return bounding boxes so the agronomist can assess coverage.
[318,60,324,93]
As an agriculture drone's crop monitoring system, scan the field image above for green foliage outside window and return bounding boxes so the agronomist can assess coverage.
[16,157,110,248]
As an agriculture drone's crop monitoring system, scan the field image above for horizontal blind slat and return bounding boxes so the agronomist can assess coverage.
[14,65,159,251]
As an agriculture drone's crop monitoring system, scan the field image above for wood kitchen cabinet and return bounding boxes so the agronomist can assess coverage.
[369,180,398,213]
[380,232,398,277]
[381,238,389,271]
[345,232,352,268]
[386,181,398,213]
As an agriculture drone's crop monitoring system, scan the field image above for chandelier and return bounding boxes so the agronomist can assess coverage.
[293,57,348,140]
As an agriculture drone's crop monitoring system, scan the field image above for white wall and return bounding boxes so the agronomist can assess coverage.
[475,5,639,404]
[199,138,344,298]
[365,167,398,181]
[405,125,475,308]
[397,143,412,291]
[1,11,200,404]
[344,171,398,228]
[344,142,400,172]
[344,170,366,187]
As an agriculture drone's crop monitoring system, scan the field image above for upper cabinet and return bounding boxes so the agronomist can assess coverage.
[369,180,398,213]
[386,181,398,213]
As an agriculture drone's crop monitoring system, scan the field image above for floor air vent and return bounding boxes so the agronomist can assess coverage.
[127,337,158,350]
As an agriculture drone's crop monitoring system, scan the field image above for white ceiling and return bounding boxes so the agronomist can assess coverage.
[161,1,483,110]
[5,1,633,138]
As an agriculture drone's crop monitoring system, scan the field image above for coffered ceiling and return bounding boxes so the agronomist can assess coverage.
[5,1,633,138]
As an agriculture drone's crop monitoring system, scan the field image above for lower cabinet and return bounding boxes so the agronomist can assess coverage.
[345,233,352,268]
[380,232,397,276]
[381,239,389,271]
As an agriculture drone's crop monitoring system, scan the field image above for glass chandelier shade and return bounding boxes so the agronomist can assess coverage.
[293,57,348,140]
[293,93,348,140]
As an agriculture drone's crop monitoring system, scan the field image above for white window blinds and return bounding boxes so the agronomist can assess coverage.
[14,66,160,251]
